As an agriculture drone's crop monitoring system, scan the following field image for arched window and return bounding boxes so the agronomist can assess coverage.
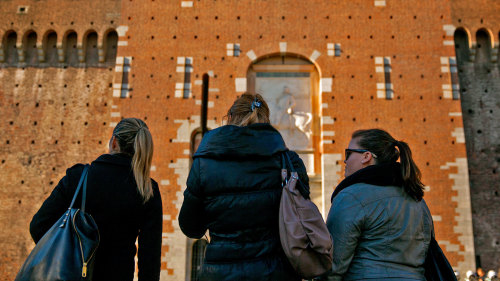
[43,31,58,66]
[23,31,38,66]
[247,54,323,210]
[64,31,78,66]
[190,239,208,281]
[4,31,18,65]
[475,29,492,64]
[248,55,319,172]
[454,28,470,65]
[85,31,98,66]
[104,30,118,64]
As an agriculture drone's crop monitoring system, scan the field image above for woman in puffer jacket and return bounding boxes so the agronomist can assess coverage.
[179,93,308,281]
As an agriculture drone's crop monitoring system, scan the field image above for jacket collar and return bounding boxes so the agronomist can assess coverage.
[331,162,403,202]
[93,153,132,167]
[194,123,288,159]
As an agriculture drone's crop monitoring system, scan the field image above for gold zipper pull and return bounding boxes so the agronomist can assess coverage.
[82,262,87,277]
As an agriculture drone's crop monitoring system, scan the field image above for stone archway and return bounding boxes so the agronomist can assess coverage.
[247,54,324,213]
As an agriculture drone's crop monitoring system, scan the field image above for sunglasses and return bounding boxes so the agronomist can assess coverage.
[345,149,378,160]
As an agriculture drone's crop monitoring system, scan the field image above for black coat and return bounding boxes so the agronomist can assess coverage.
[30,153,163,281]
[179,123,308,281]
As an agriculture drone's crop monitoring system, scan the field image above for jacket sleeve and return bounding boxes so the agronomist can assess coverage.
[178,158,207,239]
[323,191,365,280]
[29,164,85,243]
[138,181,163,281]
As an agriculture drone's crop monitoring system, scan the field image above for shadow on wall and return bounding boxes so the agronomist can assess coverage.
[0,29,118,68]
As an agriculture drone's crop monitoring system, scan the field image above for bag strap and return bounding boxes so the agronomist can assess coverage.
[281,152,292,185]
[68,165,89,210]
[81,166,89,212]
[281,152,296,172]
[284,152,295,173]
[281,152,311,199]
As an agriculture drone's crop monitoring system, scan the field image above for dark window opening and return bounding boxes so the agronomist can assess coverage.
[475,29,492,64]
[44,32,58,66]
[24,31,38,66]
[85,32,98,66]
[64,32,78,66]
[454,29,469,65]
[105,30,118,64]
[5,32,19,65]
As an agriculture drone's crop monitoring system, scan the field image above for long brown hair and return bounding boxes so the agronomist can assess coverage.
[226,92,270,126]
[112,118,154,202]
[352,129,425,201]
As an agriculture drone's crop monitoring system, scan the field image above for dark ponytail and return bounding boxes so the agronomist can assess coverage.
[395,140,424,201]
[352,129,425,201]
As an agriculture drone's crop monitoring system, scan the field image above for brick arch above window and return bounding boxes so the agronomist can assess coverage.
[103,29,118,64]
[475,28,493,63]
[2,30,19,65]
[63,30,79,66]
[42,30,58,66]
[454,28,470,65]
[83,30,99,66]
[23,30,38,66]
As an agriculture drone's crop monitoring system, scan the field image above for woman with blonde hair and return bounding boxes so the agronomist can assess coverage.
[179,93,308,280]
[30,118,162,281]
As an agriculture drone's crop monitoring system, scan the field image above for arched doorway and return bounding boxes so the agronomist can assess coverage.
[247,54,323,212]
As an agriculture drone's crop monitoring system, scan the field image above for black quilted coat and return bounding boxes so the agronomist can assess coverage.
[179,123,308,281]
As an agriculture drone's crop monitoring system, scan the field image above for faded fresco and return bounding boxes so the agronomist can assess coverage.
[256,75,312,151]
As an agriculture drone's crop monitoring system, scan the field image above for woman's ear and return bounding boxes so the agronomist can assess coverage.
[361,152,375,165]
[109,135,120,153]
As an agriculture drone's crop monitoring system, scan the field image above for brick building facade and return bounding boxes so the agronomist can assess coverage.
[1,0,498,280]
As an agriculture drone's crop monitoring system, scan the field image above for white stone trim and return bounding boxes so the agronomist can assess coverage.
[310,50,321,62]
[246,50,257,61]
[235,78,247,92]
[279,42,287,53]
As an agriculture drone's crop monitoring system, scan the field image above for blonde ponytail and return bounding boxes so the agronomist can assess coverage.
[133,127,154,202]
[113,118,154,202]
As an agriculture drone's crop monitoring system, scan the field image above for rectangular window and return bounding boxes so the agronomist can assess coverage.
[120,57,131,98]
[383,57,393,99]
[449,57,460,100]
[183,58,193,99]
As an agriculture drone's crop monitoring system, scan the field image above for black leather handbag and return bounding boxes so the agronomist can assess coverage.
[15,165,100,281]
[424,236,458,281]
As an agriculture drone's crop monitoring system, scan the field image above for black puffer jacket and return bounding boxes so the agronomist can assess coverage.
[179,123,308,281]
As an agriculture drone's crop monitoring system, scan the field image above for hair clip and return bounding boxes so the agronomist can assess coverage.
[251,99,262,112]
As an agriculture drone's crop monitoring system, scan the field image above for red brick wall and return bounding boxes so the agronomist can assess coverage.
[1,0,498,279]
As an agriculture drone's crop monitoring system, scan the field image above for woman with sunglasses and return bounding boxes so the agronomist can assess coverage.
[322,129,433,280]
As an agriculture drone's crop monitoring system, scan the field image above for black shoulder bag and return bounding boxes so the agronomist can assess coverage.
[16,165,100,281]
[424,236,458,281]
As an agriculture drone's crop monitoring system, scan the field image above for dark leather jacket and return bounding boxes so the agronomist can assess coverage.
[324,183,432,281]
[179,123,307,281]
